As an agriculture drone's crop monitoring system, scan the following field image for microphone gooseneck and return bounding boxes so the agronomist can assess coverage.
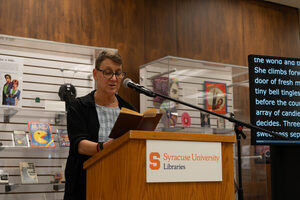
[123,78,156,97]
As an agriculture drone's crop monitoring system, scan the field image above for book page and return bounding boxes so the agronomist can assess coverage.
[142,108,158,117]
[120,107,142,116]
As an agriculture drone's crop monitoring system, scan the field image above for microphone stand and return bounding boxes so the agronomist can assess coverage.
[136,87,286,200]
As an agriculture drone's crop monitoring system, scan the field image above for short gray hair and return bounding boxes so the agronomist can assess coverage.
[95,50,122,69]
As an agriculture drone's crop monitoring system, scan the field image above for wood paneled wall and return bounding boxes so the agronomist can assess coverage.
[0,1,299,198]
[0,0,299,109]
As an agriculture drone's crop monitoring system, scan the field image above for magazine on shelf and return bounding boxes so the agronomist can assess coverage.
[56,129,70,147]
[28,122,55,147]
[12,130,29,147]
[19,162,38,184]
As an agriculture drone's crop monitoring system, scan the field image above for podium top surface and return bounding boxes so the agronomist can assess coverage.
[83,130,235,169]
[127,130,236,142]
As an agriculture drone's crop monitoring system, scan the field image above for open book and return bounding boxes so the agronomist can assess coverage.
[109,108,162,139]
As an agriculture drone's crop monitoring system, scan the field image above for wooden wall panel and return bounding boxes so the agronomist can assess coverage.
[46,0,65,42]
[80,0,111,47]
[242,0,300,63]
[0,0,299,109]
[0,0,299,199]
[176,0,244,65]
[144,0,177,62]
[109,0,145,109]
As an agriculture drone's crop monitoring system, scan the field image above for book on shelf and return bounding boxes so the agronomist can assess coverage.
[200,112,210,128]
[27,122,55,147]
[217,117,225,129]
[109,107,162,139]
[12,130,29,147]
[0,170,9,183]
[56,129,70,147]
[19,162,38,184]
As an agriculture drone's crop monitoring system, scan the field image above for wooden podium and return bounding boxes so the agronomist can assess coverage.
[83,130,236,200]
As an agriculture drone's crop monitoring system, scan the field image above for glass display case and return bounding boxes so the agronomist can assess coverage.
[139,56,271,200]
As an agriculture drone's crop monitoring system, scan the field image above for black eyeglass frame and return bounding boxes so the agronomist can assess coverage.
[96,68,126,79]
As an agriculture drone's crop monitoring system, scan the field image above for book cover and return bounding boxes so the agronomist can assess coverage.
[19,162,38,184]
[0,170,9,183]
[0,55,23,108]
[109,108,162,139]
[201,112,210,128]
[57,129,70,147]
[28,122,55,147]
[217,117,225,129]
[13,130,29,147]
[204,81,227,114]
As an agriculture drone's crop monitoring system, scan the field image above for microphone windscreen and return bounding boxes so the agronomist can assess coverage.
[123,78,131,88]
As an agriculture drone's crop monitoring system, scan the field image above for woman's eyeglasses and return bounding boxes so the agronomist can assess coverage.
[96,68,126,80]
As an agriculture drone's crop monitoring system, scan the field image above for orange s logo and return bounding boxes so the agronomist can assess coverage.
[150,152,160,170]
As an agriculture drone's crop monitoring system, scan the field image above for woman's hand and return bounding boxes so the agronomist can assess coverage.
[103,138,114,148]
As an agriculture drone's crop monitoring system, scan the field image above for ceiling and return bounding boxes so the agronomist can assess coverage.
[265,0,300,9]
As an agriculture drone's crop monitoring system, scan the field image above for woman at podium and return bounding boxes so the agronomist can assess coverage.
[63,50,136,200]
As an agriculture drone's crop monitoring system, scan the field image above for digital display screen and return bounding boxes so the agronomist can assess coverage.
[248,55,300,145]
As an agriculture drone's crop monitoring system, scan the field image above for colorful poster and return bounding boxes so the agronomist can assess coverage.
[204,82,227,114]
[28,122,55,147]
[0,55,23,108]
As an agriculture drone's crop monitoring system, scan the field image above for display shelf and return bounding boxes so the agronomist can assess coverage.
[161,126,235,135]
[3,183,65,193]
[0,107,67,124]
[0,146,69,153]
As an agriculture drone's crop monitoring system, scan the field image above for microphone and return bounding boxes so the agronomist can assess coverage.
[123,78,156,97]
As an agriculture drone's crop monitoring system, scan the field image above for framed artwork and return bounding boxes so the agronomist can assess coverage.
[204,81,227,114]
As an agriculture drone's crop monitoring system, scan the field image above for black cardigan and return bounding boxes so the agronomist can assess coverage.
[63,90,135,200]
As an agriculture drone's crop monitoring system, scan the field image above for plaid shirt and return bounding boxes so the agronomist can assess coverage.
[95,104,120,142]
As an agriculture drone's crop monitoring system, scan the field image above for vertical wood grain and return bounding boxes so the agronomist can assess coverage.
[108,0,145,109]
[46,0,65,42]
[0,1,299,199]
[242,0,300,62]
[176,0,244,65]
[144,0,177,62]
[86,139,235,200]
[80,0,111,47]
